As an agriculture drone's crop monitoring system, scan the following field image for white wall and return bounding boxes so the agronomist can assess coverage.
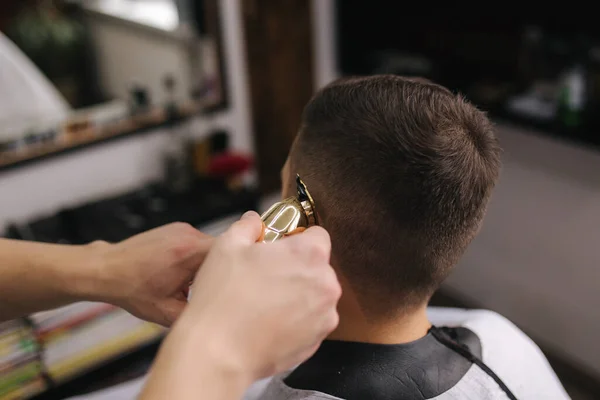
[310,0,600,378]
[0,0,253,230]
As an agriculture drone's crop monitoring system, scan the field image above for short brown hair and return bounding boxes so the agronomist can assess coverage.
[291,75,500,317]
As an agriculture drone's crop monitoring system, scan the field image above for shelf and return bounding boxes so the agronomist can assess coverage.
[0,104,200,175]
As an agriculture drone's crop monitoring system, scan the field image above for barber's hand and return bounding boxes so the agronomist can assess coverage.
[179,211,341,381]
[91,223,211,326]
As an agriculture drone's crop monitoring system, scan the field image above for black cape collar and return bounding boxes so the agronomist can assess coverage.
[284,327,481,400]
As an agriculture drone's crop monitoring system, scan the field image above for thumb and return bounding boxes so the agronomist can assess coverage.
[221,211,264,246]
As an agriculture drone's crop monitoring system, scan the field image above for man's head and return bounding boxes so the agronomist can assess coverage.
[281,75,500,319]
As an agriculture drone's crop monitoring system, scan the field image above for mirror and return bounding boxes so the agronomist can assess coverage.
[0,0,226,167]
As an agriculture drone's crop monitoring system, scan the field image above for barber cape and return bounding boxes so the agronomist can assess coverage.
[243,308,570,400]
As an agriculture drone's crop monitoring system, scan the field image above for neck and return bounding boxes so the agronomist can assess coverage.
[328,300,431,345]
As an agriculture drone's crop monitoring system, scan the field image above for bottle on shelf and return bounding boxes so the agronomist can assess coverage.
[558,63,586,129]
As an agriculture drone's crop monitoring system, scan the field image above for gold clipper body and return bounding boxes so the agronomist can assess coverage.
[260,175,317,242]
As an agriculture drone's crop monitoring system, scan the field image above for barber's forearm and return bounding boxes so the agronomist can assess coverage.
[140,316,252,400]
[0,239,105,321]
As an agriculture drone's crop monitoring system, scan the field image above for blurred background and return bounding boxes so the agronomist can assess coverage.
[0,1,599,399]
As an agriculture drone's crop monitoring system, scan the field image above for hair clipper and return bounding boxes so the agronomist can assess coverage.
[259,175,317,242]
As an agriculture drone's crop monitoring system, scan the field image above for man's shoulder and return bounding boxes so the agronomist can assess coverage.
[430,307,540,351]
[429,307,570,399]
[433,308,544,360]
[243,374,343,400]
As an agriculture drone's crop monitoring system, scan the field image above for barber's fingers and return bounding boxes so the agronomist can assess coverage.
[220,211,264,247]
[280,225,340,302]
[298,308,340,360]
[301,296,341,360]
[316,263,342,310]
[302,226,332,259]
[281,225,332,265]
[319,307,340,342]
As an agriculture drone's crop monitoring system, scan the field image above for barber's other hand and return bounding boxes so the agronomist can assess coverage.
[91,223,211,326]
[180,211,341,381]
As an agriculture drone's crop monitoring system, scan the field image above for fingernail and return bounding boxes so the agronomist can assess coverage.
[242,211,258,220]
